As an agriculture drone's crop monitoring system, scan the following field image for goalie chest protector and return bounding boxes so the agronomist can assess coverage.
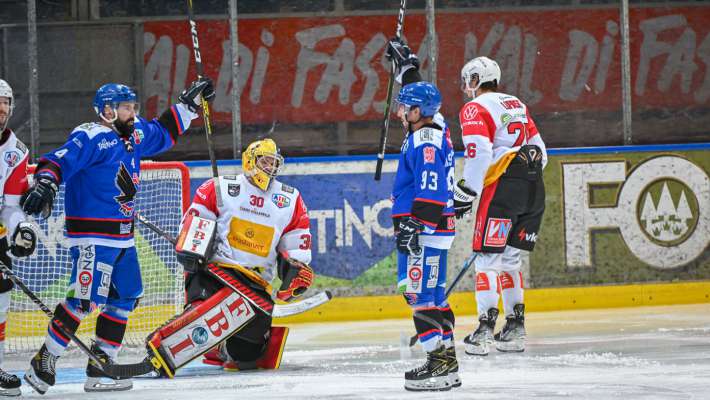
[209,174,310,280]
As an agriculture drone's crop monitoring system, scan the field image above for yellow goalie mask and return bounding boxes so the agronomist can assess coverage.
[242,138,283,191]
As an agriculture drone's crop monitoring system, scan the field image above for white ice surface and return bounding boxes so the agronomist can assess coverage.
[4,303,710,399]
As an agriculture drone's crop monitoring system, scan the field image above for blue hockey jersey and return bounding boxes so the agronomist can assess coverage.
[35,103,196,248]
[391,115,455,250]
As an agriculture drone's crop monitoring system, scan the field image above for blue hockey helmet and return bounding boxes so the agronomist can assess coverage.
[93,83,138,122]
[396,81,442,117]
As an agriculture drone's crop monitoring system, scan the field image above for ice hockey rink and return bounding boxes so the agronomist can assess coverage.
[2,303,709,399]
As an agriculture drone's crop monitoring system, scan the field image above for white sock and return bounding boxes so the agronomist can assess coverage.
[475,271,500,317]
[501,270,524,317]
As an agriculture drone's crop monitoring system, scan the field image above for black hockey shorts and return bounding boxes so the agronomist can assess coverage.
[472,148,545,253]
[185,267,273,362]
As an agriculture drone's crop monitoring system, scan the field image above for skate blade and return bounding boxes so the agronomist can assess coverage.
[464,342,490,356]
[404,376,452,392]
[0,387,20,397]
[23,369,49,395]
[495,340,525,353]
[448,371,462,388]
[84,377,133,392]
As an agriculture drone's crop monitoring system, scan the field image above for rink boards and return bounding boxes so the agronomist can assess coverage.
[185,143,710,322]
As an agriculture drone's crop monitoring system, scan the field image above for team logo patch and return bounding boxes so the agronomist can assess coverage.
[484,217,512,247]
[3,151,20,168]
[78,271,92,296]
[271,194,290,208]
[191,326,209,345]
[228,184,240,197]
[462,103,478,120]
[423,146,435,164]
[114,162,136,217]
[132,128,144,144]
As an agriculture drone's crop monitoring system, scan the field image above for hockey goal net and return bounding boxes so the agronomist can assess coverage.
[7,161,189,354]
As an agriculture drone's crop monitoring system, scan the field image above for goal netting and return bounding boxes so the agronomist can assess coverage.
[6,161,189,354]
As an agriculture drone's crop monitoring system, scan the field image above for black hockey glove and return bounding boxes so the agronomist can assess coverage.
[21,176,58,220]
[178,77,216,113]
[453,179,477,219]
[176,251,204,274]
[396,217,423,255]
[11,222,37,258]
[386,38,420,73]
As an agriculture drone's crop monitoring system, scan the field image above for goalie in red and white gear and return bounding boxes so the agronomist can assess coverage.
[455,57,547,356]
[0,79,37,396]
[146,138,314,377]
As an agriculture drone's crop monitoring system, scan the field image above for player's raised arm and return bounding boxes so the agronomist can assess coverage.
[136,77,215,158]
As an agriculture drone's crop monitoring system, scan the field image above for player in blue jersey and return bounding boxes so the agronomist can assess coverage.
[20,78,214,394]
[387,40,458,391]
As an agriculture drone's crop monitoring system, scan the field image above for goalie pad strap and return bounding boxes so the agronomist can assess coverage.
[206,264,274,314]
[147,286,257,377]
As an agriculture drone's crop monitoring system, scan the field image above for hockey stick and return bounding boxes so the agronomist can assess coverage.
[374,0,407,181]
[0,262,156,379]
[186,0,222,207]
[135,212,332,317]
[407,252,478,347]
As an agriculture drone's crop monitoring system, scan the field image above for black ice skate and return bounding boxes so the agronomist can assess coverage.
[464,307,498,356]
[84,342,133,392]
[495,303,526,352]
[445,347,461,388]
[404,345,451,392]
[23,344,58,395]
[0,368,21,397]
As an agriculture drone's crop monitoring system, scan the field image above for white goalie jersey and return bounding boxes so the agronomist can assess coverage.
[183,174,312,282]
[0,130,30,238]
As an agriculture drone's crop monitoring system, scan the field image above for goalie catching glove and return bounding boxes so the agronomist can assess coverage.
[276,252,314,302]
[453,179,477,219]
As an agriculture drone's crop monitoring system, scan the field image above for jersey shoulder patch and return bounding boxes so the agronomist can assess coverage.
[72,122,112,140]
[222,175,238,181]
[412,127,443,149]
[281,183,295,194]
[14,138,28,155]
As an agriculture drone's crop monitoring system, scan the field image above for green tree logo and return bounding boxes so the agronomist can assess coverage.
[637,179,699,247]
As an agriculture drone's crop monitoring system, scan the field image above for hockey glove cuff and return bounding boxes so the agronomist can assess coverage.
[396,217,423,255]
[11,222,37,258]
[178,77,216,113]
[21,176,58,220]
[276,254,314,302]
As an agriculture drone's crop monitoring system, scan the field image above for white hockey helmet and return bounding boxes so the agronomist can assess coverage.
[460,56,501,93]
[0,79,13,131]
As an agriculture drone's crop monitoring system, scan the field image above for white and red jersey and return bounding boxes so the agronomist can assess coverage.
[184,174,311,282]
[0,129,29,238]
[459,92,547,195]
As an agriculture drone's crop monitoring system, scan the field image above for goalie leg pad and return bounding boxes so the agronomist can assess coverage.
[221,326,289,371]
[147,286,258,378]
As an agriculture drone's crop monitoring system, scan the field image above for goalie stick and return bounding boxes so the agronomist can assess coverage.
[407,252,478,347]
[135,212,332,317]
[0,262,156,379]
[374,0,407,181]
